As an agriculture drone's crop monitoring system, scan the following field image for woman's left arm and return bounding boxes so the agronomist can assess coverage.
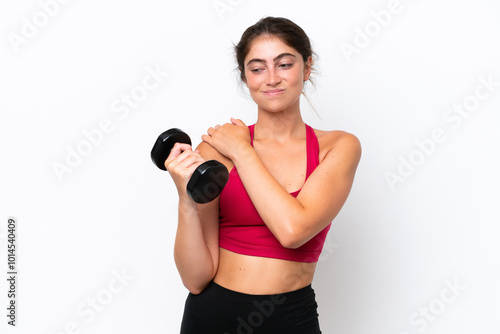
[202,118,362,249]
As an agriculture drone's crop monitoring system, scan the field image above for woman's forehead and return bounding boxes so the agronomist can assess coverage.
[245,35,299,61]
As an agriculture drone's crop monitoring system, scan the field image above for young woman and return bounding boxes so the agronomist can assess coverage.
[165,17,361,334]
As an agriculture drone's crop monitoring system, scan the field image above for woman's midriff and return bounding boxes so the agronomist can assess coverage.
[213,248,317,295]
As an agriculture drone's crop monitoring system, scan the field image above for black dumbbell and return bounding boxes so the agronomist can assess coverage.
[151,128,229,204]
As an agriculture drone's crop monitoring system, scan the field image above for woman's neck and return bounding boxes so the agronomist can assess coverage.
[255,106,305,143]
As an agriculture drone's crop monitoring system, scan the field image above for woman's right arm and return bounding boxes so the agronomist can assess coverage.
[173,194,219,295]
[166,142,229,295]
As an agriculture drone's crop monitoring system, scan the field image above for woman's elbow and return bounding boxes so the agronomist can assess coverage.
[277,218,324,249]
[280,240,302,249]
[184,280,210,295]
[277,226,307,249]
[187,286,203,295]
[180,270,216,295]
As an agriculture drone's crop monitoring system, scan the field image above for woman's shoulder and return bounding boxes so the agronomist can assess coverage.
[312,128,361,163]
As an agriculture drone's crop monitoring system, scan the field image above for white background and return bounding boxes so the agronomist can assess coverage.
[1,0,499,333]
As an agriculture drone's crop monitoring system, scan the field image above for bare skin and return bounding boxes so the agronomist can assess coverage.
[166,35,361,295]
[203,126,356,294]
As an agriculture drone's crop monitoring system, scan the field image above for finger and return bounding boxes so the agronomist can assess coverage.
[165,143,188,168]
[166,142,193,161]
[176,154,204,170]
[169,155,205,181]
[180,161,205,180]
[178,149,203,165]
[165,145,199,169]
[166,152,203,173]
[230,118,245,127]
[201,134,212,144]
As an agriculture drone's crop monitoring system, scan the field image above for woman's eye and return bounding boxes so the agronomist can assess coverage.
[251,68,264,73]
[279,63,293,69]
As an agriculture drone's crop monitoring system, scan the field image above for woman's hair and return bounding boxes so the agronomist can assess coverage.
[234,17,316,84]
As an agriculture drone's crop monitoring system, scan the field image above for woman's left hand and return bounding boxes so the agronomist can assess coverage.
[201,118,251,161]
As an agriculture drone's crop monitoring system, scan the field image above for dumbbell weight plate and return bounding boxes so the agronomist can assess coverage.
[151,128,191,171]
[187,160,229,204]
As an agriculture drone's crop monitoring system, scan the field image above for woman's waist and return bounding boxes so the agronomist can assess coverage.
[214,248,317,295]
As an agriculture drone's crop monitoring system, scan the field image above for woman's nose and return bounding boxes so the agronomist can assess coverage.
[266,68,281,86]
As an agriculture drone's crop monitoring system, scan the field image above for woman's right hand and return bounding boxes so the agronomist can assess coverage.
[164,142,205,201]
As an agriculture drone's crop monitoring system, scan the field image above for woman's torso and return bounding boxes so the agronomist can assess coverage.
[214,125,337,294]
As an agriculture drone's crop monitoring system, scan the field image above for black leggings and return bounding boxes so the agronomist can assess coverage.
[180,281,321,334]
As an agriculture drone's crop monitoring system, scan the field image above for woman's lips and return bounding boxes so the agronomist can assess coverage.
[262,89,285,96]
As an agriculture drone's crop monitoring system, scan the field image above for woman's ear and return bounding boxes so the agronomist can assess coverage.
[240,67,247,85]
[303,56,313,81]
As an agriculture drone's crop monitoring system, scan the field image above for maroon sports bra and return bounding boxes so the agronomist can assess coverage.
[218,123,331,263]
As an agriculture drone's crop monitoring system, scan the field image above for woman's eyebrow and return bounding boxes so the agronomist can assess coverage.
[246,53,296,67]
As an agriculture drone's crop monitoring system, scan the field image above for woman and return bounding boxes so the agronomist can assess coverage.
[165,17,361,334]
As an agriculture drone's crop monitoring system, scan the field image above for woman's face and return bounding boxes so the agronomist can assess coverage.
[243,35,312,114]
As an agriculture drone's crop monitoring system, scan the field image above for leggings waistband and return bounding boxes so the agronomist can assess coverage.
[205,281,315,304]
